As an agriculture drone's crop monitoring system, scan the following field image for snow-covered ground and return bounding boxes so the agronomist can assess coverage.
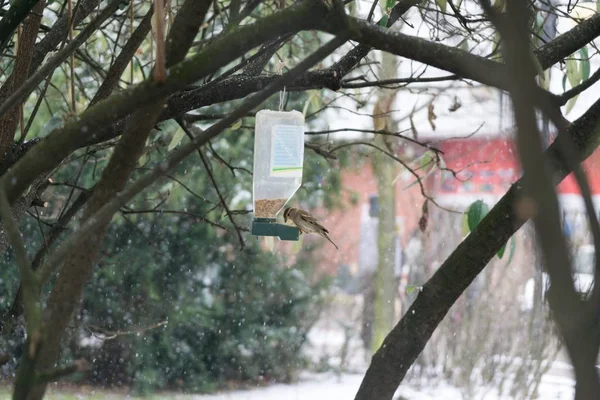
[188,317,579,400]
[189,370,575,400]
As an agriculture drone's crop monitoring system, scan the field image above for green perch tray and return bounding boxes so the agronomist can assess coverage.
[251,218,300,241]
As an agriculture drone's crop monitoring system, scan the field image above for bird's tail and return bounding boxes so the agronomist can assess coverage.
[324,233,339,250]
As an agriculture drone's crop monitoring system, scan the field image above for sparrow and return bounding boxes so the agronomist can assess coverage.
[283,207,338,249]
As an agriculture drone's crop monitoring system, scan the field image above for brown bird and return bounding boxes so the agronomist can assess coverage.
[283,207,338,249]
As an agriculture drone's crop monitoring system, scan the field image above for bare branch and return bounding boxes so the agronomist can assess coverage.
[34,359,87,385]
[153,0,167,82]
[86,320,167,340]
[558,66,600,106]
[177,120,245,248]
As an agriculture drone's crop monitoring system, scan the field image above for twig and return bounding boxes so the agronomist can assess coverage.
[206,140,253,176]
[367,0,380,22]
[153,0,166,82]
[68,0,76,112]
[341,74,460,88]
[557,66,600,106]
[86,320,167,340]
[305,127,442,153]
[0,185,40,335]
[121,208,230,231]
[35,359,87,384]
[177,119,245,248]
[329,141,460,214]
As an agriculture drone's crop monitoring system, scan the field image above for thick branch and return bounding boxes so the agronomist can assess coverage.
[0,0,41,54]
[0,0,45,166]
[499,0,600,396]
[90,5,154,105]
[24,1,216,397]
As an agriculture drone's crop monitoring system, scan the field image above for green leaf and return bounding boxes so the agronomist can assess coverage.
[466,200,489,232]
[138,152,149,167]
[168,128,186,151]
[538,69,550,91]
[566,57,581,88]
[566,95,578,114]
[456,39,469,52]
[461,211,470,237]
[435,0,447,12]
[406,284,420,295]
[231,119,242,130]
[506,236,517,264]
[302,91,319,117]
[378,15,389,27]
[580,47,590,81]
[386,0,395,9]
[419,150,435,170]
[347,0,357,16]
[497,243,506,259]
[400,166,436,191]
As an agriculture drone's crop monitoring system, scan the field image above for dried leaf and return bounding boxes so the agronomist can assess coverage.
[418,216,427,232]
[410,113,418,139]
[428,102,437,131]
[448,96,461,112]
[372,100,387,131]
[419,200,429,232]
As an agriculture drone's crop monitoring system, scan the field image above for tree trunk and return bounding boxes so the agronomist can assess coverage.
[370,50,399,353]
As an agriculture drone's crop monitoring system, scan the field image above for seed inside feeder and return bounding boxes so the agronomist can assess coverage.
[254,198,287,219]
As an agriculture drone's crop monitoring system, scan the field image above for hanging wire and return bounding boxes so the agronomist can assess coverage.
[276,60,287,111]
[278,86,287,111]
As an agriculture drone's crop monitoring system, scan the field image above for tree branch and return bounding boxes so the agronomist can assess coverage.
[90,5,154,105]
[353,94,600,400]
[497,0,600,396]
[34,360,87,385]
[0,185,39,336]
[177,119,246,248]
[558,66,600,106]
[1,0,329,207]
[0,0,40,54]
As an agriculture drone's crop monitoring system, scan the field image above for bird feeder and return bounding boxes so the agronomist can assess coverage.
[251,110,304,240]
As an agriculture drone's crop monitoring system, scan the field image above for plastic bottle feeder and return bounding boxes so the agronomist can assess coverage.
[251,110,304,241]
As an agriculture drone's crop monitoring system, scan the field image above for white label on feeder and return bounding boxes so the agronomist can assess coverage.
[270,125,304,177]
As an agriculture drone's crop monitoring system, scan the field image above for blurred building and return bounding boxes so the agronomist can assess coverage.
[311,134,600,310]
